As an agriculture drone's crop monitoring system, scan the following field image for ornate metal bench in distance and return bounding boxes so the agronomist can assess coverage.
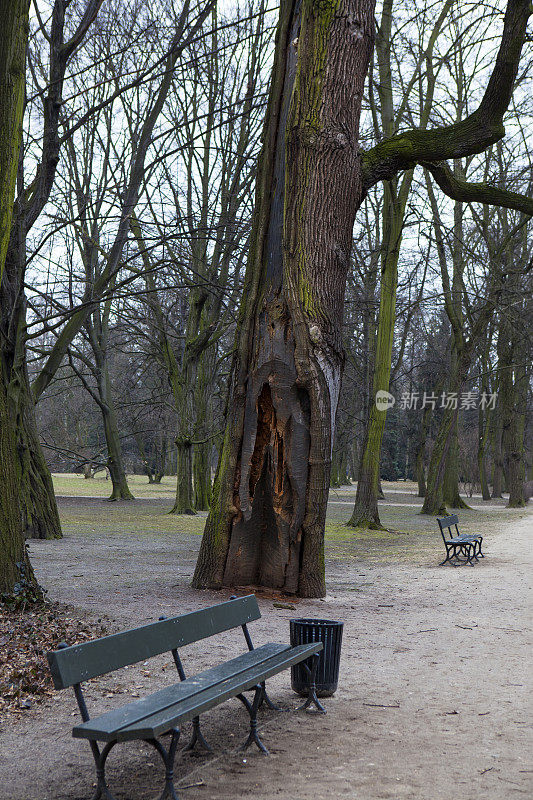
[437,514,484,566]
[47,595,323,800]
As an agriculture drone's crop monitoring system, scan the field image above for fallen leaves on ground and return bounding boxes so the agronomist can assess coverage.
[0,602,107,721]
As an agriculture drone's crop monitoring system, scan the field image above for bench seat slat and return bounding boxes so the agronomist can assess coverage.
[445,535,482,545]
[48,595,260,689]
[118,642,322,741]
[72,643,289,740]
[74,642,322,742]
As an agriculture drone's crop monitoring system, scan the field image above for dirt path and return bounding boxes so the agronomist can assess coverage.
[1,509,531,800]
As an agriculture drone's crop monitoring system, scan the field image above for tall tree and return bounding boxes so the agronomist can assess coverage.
[193,0,533,596]
[1,0,104,538]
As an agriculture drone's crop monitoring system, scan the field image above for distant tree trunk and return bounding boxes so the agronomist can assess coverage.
[491,406,504,497]
[443,423,470,508]
[347,180,407,529]
[339,450,349,486]
[415,452,426,497]
[478,409,491,500]
[192,354,213,510]
[19,383,63,535]
[171,366,196,515]
[174,439,195,514]
[330,449,341,488]
[97,365,134,501]
[193,440,211,510]
[415,400,434,497]
[478,372,492,500]
[421,351,473,515]
[501,341,527,508]
[193,0,374,596]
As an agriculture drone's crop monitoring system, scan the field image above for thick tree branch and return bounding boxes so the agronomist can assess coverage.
[424,160,533,214]
[362,0,532,192]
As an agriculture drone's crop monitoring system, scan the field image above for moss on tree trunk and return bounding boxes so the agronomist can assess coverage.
[0,0,40,588]
[193,0,374,596]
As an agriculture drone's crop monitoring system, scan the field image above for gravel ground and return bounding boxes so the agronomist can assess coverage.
[0,499,531,800]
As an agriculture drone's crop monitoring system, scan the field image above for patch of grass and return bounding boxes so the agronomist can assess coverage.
[323,504,530,565]
[52,478,531,569]
[57,498,206,539]
[52,472,178,500]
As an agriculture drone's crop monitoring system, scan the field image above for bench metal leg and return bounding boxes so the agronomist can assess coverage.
[440,543,472,566]
[259,680,288,712]
[89,740,119,800]
[237,685,269,755]
[184,716,212,752]
[459,543,476,566]
[296,654,326,714]
[145,728,181,800]
[439,544,459,566]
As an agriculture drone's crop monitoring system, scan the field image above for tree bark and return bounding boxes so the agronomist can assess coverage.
[477,363,492,500]
[415,399,435,497]
[0,0,40,588]
[192,353,213,511]
[421,349,473,514]
[347,181,403,529]
[193,0,374,596]
[500,331,527,508]
[478,405,492,500]
[491,405,504,498]
[442,421,470,509]
[0,0,106,542]
[97,365,134,501]
[0,376,35,592]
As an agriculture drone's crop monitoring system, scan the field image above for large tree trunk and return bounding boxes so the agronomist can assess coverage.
[1,176,62,541]
[0,368,36,592]
[193,0,374,597]
[0,0,40,589]
[20,385,62,536]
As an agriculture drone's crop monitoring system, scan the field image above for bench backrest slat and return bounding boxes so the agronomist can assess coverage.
[47,595,260,690]
[437,515,459,542]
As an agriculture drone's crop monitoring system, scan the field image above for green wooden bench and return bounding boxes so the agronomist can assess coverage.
[47,595,324,800]
[437,515,484,566]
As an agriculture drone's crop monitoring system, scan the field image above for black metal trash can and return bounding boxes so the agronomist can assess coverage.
[290,618,343,697]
